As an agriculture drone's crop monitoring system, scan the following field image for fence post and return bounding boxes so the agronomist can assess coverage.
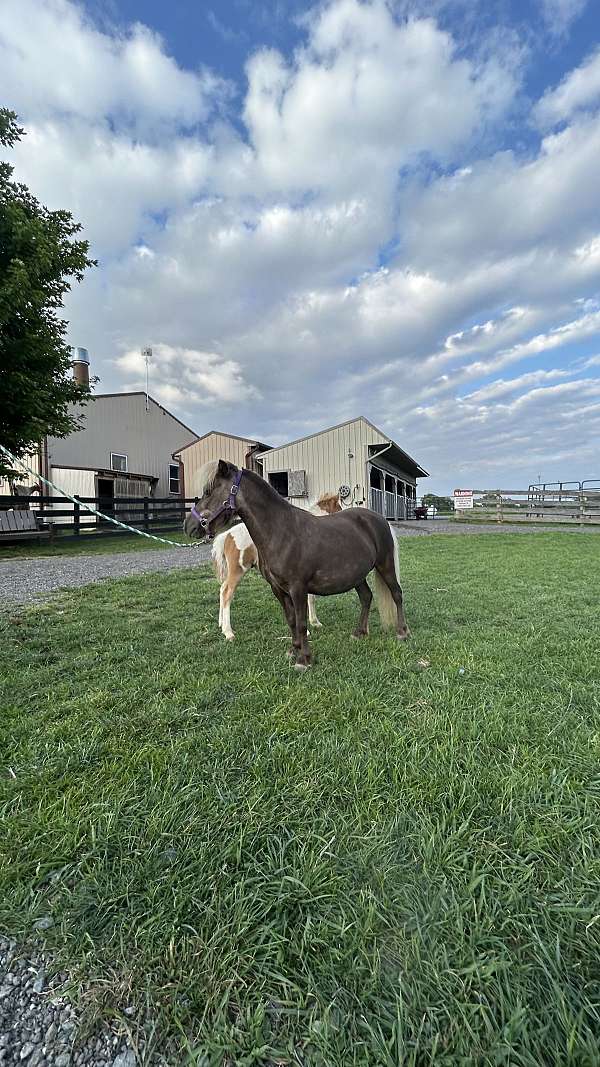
[73,496,80,537]
[579,490,585,527]
[496,491,503,524]
[143,497,150,532]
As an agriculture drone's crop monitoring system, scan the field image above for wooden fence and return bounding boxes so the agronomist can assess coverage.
[0,494,195,541]
[456,488,600,525]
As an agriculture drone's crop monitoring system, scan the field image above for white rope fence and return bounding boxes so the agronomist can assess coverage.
[0,445,203,549]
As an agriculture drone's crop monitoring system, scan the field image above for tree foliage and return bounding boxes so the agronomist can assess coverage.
[422,493,454,512]
[0,108,95,479]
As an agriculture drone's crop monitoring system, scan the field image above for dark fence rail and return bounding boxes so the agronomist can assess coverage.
[0,494,195,541]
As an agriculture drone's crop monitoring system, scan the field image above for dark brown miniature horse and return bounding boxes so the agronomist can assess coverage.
[184,460,409,669]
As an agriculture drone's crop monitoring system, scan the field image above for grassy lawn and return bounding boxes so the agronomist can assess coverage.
[1,533,600,1065]
[0,529,190,559]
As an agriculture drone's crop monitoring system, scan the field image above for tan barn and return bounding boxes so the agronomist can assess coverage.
[174,431,272,494]
[1,390,198,524]
[257,416,428,519]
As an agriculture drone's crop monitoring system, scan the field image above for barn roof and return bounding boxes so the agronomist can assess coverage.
[256,416,429,478]
[173,429,272,455]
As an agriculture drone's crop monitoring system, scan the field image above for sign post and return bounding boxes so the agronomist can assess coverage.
[453,489,474,512]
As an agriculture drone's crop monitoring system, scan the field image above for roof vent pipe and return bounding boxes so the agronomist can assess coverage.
[71,347,90,387]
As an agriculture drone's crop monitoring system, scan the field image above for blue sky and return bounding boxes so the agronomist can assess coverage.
[1,0,600,493]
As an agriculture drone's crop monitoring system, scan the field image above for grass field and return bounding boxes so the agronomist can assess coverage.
[1,533,600,1065]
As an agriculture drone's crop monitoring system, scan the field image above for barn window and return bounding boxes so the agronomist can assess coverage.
[111,453,128,473]
[269,471,289,497]
[169,463,180,495]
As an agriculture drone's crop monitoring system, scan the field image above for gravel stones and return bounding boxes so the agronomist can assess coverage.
[0,937,161,1067]
[0,545,212,607]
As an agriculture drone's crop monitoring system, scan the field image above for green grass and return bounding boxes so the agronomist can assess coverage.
[0,529,189,559]
[1,533,600,1065]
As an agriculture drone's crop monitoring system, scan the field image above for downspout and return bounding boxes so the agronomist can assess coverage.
[42,436,50,502]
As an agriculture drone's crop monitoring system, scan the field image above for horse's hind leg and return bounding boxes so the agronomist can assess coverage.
[352,580,372,638]
[290,588,312,669]
[308,593,322,627]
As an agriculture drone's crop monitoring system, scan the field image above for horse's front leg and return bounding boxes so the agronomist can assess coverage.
[270,583,300,660]
[291,588,312,670]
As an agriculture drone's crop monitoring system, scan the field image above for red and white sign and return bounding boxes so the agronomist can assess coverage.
[454,489,474,510]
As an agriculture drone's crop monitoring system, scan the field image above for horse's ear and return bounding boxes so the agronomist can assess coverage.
[218,459,230,477]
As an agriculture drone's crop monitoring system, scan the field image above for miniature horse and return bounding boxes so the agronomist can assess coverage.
[184,461,409,669]
[212,492,342,640]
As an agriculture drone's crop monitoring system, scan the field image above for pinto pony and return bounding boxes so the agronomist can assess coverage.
[211,493,342,640]
[184,461,409,669]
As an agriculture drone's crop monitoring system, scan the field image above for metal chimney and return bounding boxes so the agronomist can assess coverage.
[71,346,90,387]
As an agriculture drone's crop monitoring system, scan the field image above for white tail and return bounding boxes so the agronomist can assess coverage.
[372,525,401,630]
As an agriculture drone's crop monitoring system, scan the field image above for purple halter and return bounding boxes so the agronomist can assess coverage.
[191,468,243,533]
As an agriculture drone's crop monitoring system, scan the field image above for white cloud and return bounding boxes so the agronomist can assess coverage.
[115,345,260,409]
[1,0,599,492]
[535,46,600,127]
[242,0,518,198]
[539,0,588,36]
[114,343,259,409]
[0,0,228,132]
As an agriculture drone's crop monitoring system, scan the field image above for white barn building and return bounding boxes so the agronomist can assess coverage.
[2,391,198,524]
[258,416,428,519]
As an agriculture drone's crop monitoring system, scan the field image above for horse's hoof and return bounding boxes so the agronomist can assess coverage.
[311,620,323,628]
[351,631,368,640]
[396,629,410,641]
[294,662,311,672]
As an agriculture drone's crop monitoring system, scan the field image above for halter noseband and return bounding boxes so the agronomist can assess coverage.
[191,468,243,534]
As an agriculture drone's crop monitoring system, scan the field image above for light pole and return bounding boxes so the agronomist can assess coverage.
[142,347,152,411]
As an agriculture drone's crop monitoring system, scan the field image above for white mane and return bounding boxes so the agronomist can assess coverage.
[191,459,220,498]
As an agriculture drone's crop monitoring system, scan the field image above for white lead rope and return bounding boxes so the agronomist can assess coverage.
[0,444,202,549]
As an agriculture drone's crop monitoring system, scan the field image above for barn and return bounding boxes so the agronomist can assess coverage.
[174,431,272,492]
[257,417,428,519]
[1,349,199,515]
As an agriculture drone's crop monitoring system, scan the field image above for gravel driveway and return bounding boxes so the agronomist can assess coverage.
[0,545,212,607]
[1,521,596,608]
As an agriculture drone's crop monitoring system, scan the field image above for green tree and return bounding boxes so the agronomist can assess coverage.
[422,493,454,513]
[0,108,95,479]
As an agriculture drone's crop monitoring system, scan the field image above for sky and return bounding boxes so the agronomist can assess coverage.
[1,0,600,494]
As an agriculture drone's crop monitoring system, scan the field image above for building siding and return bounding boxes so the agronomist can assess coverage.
[260,418,394,507]
[48,467,96,524]
[176,434,258,496]
[0,450,41,496]
[47,394,197,498]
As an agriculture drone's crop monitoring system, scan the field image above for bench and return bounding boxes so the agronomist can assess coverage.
[0,509,52,543]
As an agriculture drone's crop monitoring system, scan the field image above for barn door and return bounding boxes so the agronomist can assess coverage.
[288,470,307,498]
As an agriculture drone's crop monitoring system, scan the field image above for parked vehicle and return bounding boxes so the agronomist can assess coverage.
[414,504,428,519]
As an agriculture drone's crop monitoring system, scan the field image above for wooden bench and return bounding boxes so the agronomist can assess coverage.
[0,509,51,543]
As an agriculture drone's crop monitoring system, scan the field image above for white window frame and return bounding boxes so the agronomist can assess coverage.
[110,453,128,473]
[169,463,181,496]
